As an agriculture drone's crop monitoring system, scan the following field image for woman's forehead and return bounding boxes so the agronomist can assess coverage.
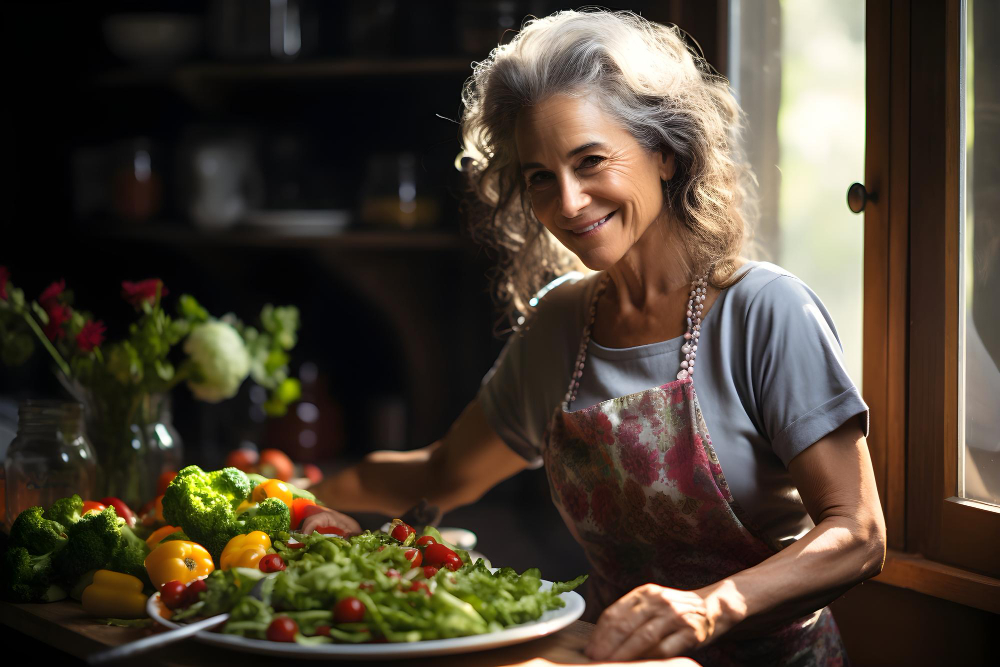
[515,94,624,158]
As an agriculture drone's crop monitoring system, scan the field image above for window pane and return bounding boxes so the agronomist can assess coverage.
[959,0,1000,506]
[729,0,865,388]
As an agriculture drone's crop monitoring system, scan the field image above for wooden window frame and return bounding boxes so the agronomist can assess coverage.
[864,0,1000,613]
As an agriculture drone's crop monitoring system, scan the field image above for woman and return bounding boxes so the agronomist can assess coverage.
[306,10,886,665]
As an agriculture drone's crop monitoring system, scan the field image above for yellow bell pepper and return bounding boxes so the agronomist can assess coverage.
[236,499,256,514]
[144,540,215,589]
[220,531,272,570]
[251,479,293,509]
[81,570,148,619]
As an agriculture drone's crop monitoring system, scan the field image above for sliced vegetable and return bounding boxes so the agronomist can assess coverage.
[259,554,286,573]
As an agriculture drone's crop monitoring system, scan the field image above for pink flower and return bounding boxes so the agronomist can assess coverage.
[0,266,8,300]
[122,279,168,307]
[44,303,72,341]
[559,480,590,522]
[620,440,661,487]
[39,279,66,306]
[76,320,106,352]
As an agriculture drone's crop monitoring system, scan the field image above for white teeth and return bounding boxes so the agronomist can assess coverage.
[573,212,612,234]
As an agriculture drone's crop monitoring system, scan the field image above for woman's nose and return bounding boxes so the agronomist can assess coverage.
[558,176,592,219]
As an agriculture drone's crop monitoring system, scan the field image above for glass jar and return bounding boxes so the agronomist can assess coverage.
[4,400,97,529]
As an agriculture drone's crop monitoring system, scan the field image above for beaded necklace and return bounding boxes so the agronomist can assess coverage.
[564,270,711,408]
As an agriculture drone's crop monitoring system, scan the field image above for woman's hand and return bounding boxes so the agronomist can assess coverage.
[585,584,724,662]
[299,505,362,537]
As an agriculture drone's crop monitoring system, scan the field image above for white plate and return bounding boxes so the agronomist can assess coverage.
[147,581,584,660]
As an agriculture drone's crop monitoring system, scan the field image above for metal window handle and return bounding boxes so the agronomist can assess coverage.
[847,182,876,213]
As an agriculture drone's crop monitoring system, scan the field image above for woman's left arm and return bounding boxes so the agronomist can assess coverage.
[585,418,886,661]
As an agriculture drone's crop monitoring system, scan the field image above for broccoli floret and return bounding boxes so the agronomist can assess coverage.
[3,547,66,602]
[107,526,152,589]
[53,506,122,582]
[44,495,84,527]
[9,506,68,556]
[209,467,253,504]
[239,497,291,535]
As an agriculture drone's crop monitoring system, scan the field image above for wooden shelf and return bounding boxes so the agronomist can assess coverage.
[95,57,474,87]
[87,224,466,250]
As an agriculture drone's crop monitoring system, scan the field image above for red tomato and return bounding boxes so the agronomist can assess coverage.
[303,463,323,485]
[314,625,331,637]
[160,581,187,610]
[422,566,439,579]
[225,448,258,472]
[408,581,431,595]
[81,500,106,516]
[423,543,458,567]
[359,582,374,591]
[266,617,299,642]
[313,525,347,537]
[390,523,414,542]
[183,579,207,606]
[287,540,307,550]
[259,554,286,573]
[385,568,400,578]
[100,497,136,527]
[415,536,436,548]
[404,548,422,568]
[258,449,294,481]
[334,596,366,623]
[443,553,463,571]
[156,471,178,496]
[291,497,317,528]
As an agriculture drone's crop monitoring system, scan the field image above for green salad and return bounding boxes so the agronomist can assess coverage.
[170,525,586,645]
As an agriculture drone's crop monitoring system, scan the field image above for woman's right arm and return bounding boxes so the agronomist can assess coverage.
[303,398,530,531]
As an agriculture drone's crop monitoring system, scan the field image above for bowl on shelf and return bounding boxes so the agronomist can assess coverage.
[103,13,203,66]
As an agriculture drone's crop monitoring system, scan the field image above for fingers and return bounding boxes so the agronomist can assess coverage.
[605,614,679,661]
[299,506,360,536]
[585,585,660,659]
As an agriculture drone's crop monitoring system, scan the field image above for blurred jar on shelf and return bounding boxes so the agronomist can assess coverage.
[360,153,440,229]
[4,401,96,530]
[209,0,321,61]
[177,128,264,231]
[111,138,163,223]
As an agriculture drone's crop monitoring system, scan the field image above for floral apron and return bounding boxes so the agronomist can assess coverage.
[541,273,848,666]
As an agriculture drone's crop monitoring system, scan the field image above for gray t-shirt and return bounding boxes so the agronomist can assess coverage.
[477,261,869,548]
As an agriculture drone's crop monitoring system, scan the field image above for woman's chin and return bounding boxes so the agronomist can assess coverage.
[575,248,621,272]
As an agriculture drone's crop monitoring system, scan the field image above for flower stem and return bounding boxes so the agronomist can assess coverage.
[22,309,72,377]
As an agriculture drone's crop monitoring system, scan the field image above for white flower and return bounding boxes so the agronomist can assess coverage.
[184,321,250,402]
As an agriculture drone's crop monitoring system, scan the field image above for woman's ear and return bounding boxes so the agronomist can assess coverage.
[660,150,677,181]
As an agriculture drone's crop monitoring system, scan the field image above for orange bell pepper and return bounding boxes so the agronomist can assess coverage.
[144,540,214,589]
[220,531,272,570]
[251,479,292,509]
[81,570,149,619]
[145,525,184,549]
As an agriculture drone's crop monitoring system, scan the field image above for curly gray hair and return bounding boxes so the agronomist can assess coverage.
[460,8,757,330]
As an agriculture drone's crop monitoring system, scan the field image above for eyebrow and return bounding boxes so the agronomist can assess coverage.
[520,142,607,171]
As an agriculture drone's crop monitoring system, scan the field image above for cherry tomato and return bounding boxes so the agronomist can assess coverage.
[359,582,374,591]
[258,449,294,481]
[404,548,422,568]
[408,581,431,595]
[313,525,347,537]
[156,471,178,496]
[385,568,400,578]
[422,566,439,579]
[251,479,293,509]
[423,543,458,567]
[266,616,299,643]
[100,497,136,527]
[334,596,366,623]
[225,448,258,472]
[81,500,106,516]
[160,581,187,610]
[314,625,331,637]
[415,536,436,548]
[259,554,286,573]
[287,540,307,550]
[291,497,317,528]
[390,522,414,542]
[183,578,207,606]
[443,553,463,571]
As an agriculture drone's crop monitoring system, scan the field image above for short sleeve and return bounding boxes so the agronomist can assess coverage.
[745,275,869,466]
[476,329,546,469]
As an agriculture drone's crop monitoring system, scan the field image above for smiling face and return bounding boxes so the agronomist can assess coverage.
[515,93,676,270]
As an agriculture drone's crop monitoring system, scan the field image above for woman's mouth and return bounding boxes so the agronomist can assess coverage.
[572,210,616,235]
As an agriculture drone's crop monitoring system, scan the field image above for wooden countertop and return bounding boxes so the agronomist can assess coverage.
[2,598,603,667]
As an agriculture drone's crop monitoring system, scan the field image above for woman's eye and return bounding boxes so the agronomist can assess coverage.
[528,171,554,186]
[579,155,605,169]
